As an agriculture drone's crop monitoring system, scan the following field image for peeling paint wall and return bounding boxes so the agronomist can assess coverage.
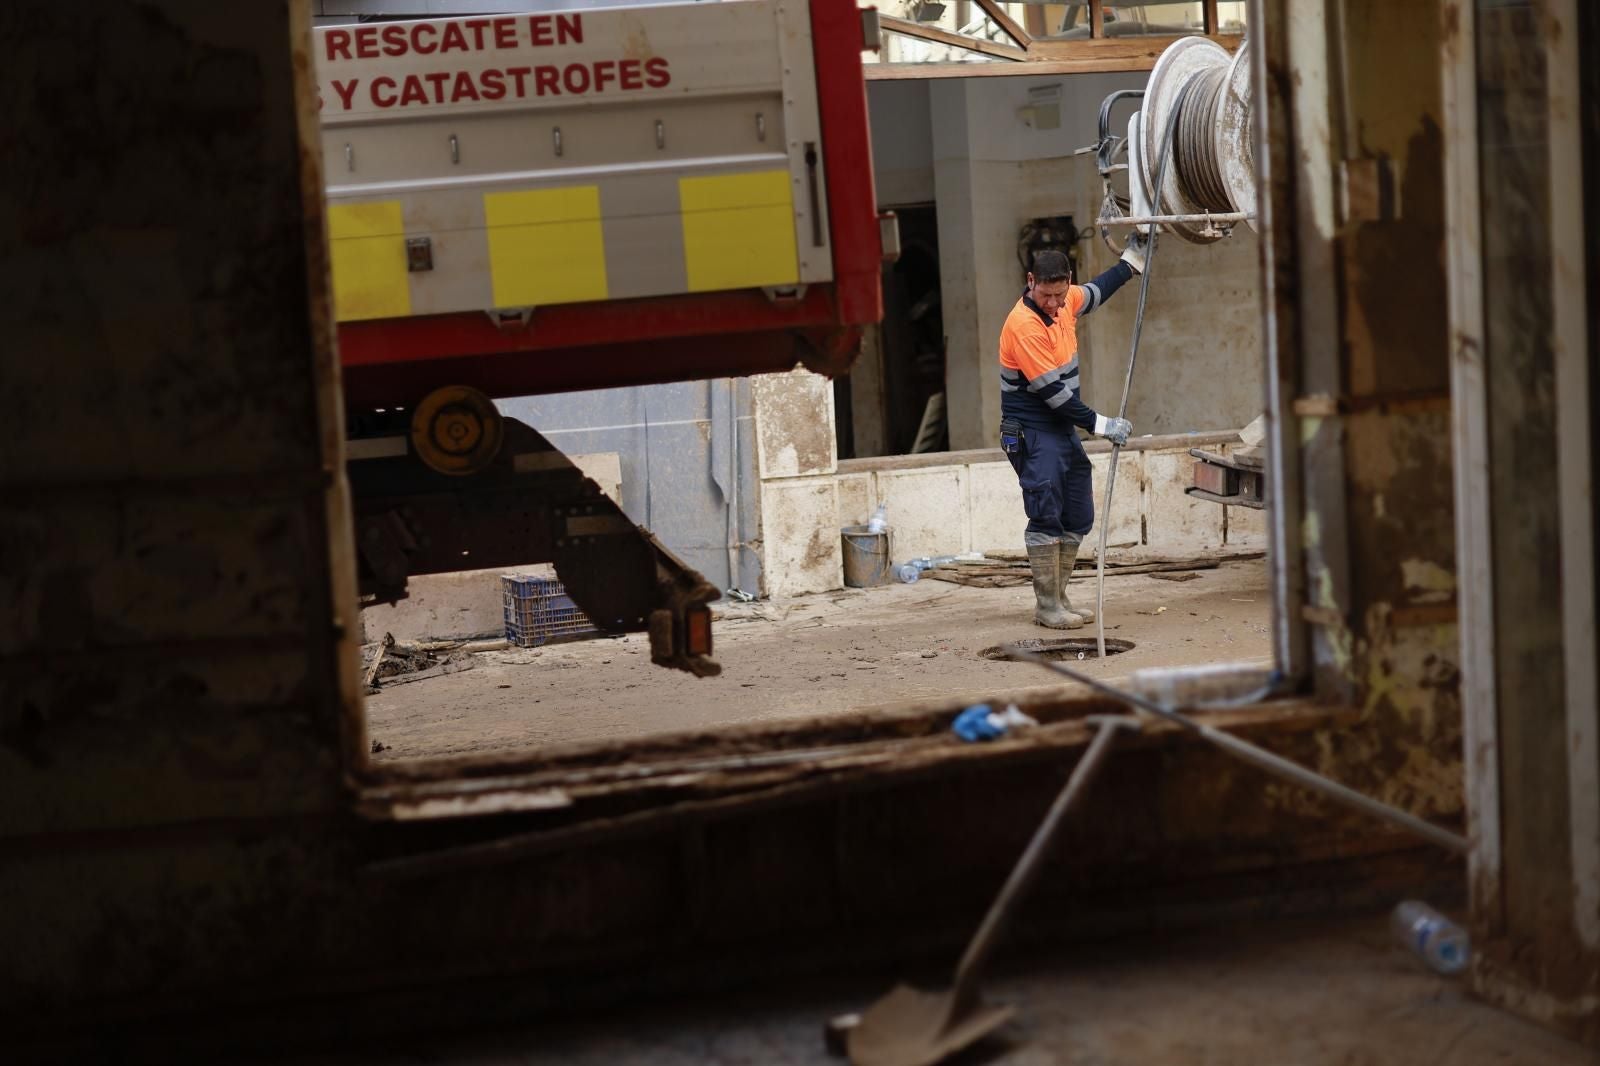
[1269,0,1468,851]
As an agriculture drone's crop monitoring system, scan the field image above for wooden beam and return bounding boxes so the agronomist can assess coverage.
[879,17,1028,61]
[863,34,1241,80]
[1023,33,1240,62]
[867,57,1152,80]
[1204,0,1220,34]
[1091,0,1105,39]
[974,0,1030,47]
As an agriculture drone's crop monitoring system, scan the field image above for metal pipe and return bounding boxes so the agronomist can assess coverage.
[950,715,1140,999]
[1100,211,1254,226]
[1095,74,1194,658]
[1005,645,1470,854]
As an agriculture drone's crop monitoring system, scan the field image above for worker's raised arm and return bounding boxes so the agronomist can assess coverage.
[1070,234,1148,318]
[1069,261,1134,319]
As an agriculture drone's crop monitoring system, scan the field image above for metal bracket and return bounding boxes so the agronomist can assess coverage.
[1188,447,1265,508]
[878,211,901,263]
[860,7,882,51]
[405,237,433,273]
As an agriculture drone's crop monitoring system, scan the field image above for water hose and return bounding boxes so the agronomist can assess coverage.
[1094,77,1195,659]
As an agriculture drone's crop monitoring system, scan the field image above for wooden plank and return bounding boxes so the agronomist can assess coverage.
[974,0,1030,47]
[1091,0,1105,39]
[365,701,1350,876]
[924,557,1228,587]
[1025,34,1241,61]
[1203,0,1220,35]
[879,17,1028,61]
[862,35,1236,79]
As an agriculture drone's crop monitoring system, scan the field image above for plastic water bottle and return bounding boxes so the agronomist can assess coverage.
[894,562,921,583]
[1391,901,1469,975]
[867,504,887,534]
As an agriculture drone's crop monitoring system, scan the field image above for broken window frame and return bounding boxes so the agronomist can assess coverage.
[336,0,1314,836]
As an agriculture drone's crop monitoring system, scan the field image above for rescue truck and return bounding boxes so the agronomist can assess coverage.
[316,0,888,675]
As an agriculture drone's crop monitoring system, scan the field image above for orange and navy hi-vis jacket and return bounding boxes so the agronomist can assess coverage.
[998,260,1134,432]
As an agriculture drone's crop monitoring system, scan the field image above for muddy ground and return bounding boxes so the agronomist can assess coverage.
[366,558,1272,761]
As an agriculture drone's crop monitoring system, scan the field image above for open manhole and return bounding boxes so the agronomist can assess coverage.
[980,637,1136,661]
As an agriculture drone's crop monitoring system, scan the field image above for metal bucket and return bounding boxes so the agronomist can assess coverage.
[841,525,891,587]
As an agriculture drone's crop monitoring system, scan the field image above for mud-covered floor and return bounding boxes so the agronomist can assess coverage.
[366,559,1272,759]
[260,910,1589,1066]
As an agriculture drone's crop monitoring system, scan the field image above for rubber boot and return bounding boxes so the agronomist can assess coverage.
[1028,542,1082,629]
[1058,538,1095,624]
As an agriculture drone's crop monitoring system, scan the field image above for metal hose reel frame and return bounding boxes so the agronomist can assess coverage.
[1095,38,1257,250]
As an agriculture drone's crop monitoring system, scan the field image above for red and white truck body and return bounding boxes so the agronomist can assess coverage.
[314,0,884,408]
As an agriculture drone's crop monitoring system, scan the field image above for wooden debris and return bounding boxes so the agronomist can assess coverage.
[362,632,395,694]
[925,557,1227,588]
[361,633,481,692]
[380,656,477,687]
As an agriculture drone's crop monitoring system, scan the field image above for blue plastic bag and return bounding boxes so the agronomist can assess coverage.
[952,704,1004,742]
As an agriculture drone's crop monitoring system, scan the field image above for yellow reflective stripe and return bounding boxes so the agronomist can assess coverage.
[678,170,798,293]
[484,186,608,307]
[327,201,410,322]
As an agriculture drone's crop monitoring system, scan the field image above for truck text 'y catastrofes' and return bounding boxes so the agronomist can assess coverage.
[319,15,670,111]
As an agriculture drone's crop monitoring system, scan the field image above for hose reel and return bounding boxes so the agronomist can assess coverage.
[1097,37,1256,252]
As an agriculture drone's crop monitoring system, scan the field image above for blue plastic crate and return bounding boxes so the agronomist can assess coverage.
[501,573,599,648]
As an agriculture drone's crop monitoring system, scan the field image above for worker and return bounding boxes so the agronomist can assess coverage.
[998,238,1145,629]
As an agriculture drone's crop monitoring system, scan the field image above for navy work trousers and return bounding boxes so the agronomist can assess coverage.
[1005,425,1094,540]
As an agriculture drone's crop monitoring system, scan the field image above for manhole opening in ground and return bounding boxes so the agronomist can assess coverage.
[979,637,1136,661]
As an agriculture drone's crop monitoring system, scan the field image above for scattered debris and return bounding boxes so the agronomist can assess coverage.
[1150,571,1201,583]
[361,636,479,692]
[381,657,477,687]
[925,554,1235,588]
[370,739,388,754]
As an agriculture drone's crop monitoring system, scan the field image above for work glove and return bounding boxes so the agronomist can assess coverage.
[1097,415,1133,446]
[1120,232,1149,274]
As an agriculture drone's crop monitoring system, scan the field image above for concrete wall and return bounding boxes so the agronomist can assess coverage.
[762,422,1266,598]
[751,368,842,596]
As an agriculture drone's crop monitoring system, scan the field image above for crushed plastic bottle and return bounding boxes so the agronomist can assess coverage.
[894,562,921,583]
[866,504,888,535]
[1391,901,1469,975]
